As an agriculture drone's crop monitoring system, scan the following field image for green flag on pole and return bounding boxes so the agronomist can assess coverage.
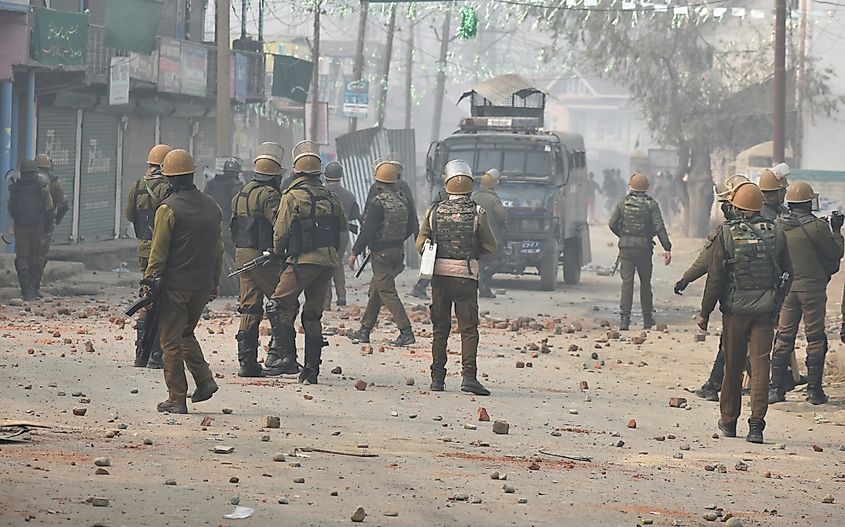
[272,55,314,104]
[104,0,164,55]
[30,7,89,66]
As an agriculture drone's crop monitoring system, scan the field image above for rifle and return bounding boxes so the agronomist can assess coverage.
[610,256,620,277]
[125,275,162,317]
[228,250,276,278]
[771,271,791,324]
[354,251,372,279]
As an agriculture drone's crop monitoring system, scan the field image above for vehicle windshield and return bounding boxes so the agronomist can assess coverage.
[497,183,548,210]
[443,143,553,178]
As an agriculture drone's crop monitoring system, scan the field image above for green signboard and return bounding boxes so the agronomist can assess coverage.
[31,7,89,66]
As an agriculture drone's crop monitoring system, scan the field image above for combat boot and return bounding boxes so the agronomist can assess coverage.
[30,264,44,299]
[717,418,736,438]
[768,352,789,404]
[156,400,188,414]
[15,261,35,301]
[430,369,446,392]
[264,326,300,375]
[348,325,371,343]
[392,327,416,346]
[461,376,491,396]
[642,313,656,330]
[191,379,219,403]
[298,336,324,385]
[146,345,163,369]
[805,353,829,405]
[410,280,429,300]
[619,314,631,331]
[235,329,265,377]
[478,278,496,299]
[746,418,765,444]
[133,317,147,367]
[694,381,720,402]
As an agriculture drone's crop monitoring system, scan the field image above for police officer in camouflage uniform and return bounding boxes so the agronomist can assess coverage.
[144,149,223,414]
[609,173,672,330]
[698,181,792,443]
[33,154,67,298]
[206,158,244,256]
[758,167,789,221]
[349,159,418,347]
[324,161,361,309]
[417,160,497,395]
[125,143,172,369]
[8,160,53,301]
[769,182,843,405]
[410,179,451,300]
[230,143,285,378]
[472,168,507,299]
[267,141,347,385]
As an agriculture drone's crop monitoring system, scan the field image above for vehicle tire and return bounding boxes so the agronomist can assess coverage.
[563,237,582,285]
[539,240,559,291]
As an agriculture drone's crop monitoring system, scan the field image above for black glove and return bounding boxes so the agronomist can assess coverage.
[673,278,688,295]
[840,321,845,344]
[830,211,844,231]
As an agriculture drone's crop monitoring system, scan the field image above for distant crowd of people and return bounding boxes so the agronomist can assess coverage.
[585,168,688,228]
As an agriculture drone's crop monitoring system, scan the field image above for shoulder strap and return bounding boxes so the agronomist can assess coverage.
[142,180,160,208]
[430,202,442,243]
[796,219,834,270]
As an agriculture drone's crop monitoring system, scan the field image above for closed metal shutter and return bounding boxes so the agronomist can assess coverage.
[193,117,216,190]
[159,116,191,155]
[79,111,118,242]
[36,106,78,245]
[121,115,156,237]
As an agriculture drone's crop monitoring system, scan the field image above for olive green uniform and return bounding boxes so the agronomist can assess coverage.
[36,169,67,291]
[268,175,347,381]
[325,181,361,307]
[145,185,224,405]
[417,197,497,382]
[609,191,672,320]
[8,174,53,299]
[771,210,843,396]
[353,184,418,332]
[700,216,792,431]
[472,187,507,296]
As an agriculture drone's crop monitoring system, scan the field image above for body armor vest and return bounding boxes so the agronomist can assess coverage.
[286,181,341,257]
[621,193,652,238]
[375,190,408,243]
[11,179,48,226]
[133,177,166,240]
[722,219,781,314]
[231,181,276,250]
[433,197,478,260]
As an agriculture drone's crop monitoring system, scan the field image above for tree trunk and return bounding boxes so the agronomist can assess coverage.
[686,143,714,239]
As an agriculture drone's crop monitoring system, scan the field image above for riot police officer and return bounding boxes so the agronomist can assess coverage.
[230,143,285,377]
[348,159,418,346]
[206,158,244,255]
[417,160,497,395]
[472,168,507,298]
[8,160,53,301]
[125,143,172,369]
[324,161,361,309]
[758,167,789,220]
[609,173,672,330]
[267,141,347,385]
[144,149,223,414]
[769,182,843,405]
[410,176,451,300]
[698,181,792,443]
[33,153,67,298]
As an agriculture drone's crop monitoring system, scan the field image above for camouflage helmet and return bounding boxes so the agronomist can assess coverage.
[480,168,500,189]
[374,160,400,184]
[147,144,172,166]
[255,141,285,167]
[628,173,649,191]
[444,159,474,195]
[729,182,763,212]
[292,140,322,175]
[325,161,344,181]
[34,154,53,169]
[161,149,196,177]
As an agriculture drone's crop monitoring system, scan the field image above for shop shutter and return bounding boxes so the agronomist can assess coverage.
[120,115,156,237]
[193,117,216,190]
[159,116,191,155]
[36,106,78,245]
[78,111,118,242]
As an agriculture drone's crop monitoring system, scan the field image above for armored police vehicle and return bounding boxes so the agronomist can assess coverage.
[425,75,591,290]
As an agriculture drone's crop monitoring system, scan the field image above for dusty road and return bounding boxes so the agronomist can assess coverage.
[1,227,844,527]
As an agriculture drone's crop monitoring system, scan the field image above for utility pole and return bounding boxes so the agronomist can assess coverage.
[309,0,321,142]
[258,0,264,41]
[348,0,369,133]
[240,0,247,40]
[217,0,232,157]
[404,16,415,130]
[773,0,786,164]
[795,0,809,167]
[430,8,451,144]
[376,4,397,128]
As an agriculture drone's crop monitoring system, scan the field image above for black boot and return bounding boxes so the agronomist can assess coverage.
[15,260,34,301]
[30,263,44,299]
[133,317,148,367]
[430,369,446,391]
[348,325,371,343]
[642,313,656,330]
[236,329,265,377]
[806,353,829,405]
[146,345,163,369]
[264,325,300,375]
[410,280,430,300]
[392,327,416,346]
[461,375,491,396]
[718,418,737,438]
[746,418,765,444]
[695,381,720,402]
[298,336,323,385]
[768,351,789,404]
[620,314,631,331]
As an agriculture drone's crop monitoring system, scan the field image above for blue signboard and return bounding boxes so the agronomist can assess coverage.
[343,79,369,118]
